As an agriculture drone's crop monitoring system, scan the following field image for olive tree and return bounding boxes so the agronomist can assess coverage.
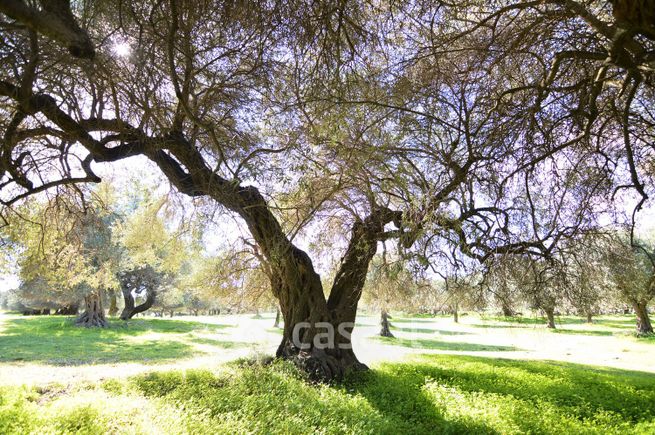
[1,0,653,380]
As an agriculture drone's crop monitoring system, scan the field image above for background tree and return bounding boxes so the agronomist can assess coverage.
[115,195,189,320]
[603,233,655,334]
[2,191,120,326]
[362,257,420,338]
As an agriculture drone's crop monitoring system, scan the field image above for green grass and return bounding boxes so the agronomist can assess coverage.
[2,355,654,434]
[0,316,238,365]
[392,317,443,323]
[374,336,520,352]
[390,325,438,334]
[391,325,471,335]
[549,328,617,336]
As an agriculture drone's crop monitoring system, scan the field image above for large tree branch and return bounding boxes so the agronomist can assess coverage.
[0,0,94,59]
[327,206,403,323]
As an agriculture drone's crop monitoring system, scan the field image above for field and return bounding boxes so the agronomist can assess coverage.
[1,311,654,434]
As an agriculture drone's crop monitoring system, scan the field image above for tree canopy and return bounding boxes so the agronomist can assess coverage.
[1,0,654,380]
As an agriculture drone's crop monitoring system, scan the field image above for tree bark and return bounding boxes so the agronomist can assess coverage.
[108,290,118,317]
[501,302,515,317]
[274,308,281,328]
[453,302,459,323]
[120,288,156,320]
[269,206,401,382]
[379,309,394,337]
[0,0,95,59]
[633,301,654,335]
[120,287,135,320]
[545,307,556,329]
[75,290,108,327]
[586,311,593,323]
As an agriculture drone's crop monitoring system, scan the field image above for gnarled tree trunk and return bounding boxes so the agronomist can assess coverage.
[633,301,653,335]
[379,309,394,337]
[75,290,108,327]
[544,307,556,329]
[120,289,156,320]
[260,199,401,382]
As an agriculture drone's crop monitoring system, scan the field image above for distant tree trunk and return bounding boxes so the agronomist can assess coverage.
[379,309,394,337]
[75,290,108,327]
[633,301,654,335]
[453,302,459,323]
[274,308,281,328]
[108,290,118,317]
[586,311,593,323]
[169,310,174,318]
[501,302,515,317]
[544,308,556,329]
[120,289,156,320]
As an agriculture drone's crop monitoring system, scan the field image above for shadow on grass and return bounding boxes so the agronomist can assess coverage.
[392,317,443,323]
[131,361,495,433]
[188,337,244,348]
[374,336,520,351]
[391,325,472,336]
[347,354,655,432]
[390,325,437,334]
[0,316,238,365]
[636,334,655,344]
[594,321,637,330]
[549,328,615,336]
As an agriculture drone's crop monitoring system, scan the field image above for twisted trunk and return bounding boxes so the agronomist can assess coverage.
[633,301,653,335]
[253,199,401,382]
[75,290,107,327]
[379,309,394,337]
[120,289,156,320]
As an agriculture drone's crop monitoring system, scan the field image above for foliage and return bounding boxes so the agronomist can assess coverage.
[362,256,421,312]
[603,235,655,308]
[2,192,121,312]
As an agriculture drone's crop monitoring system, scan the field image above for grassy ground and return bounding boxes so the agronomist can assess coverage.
[1,355,654,434]
[0,315,238,364]
[1,311,654,433]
